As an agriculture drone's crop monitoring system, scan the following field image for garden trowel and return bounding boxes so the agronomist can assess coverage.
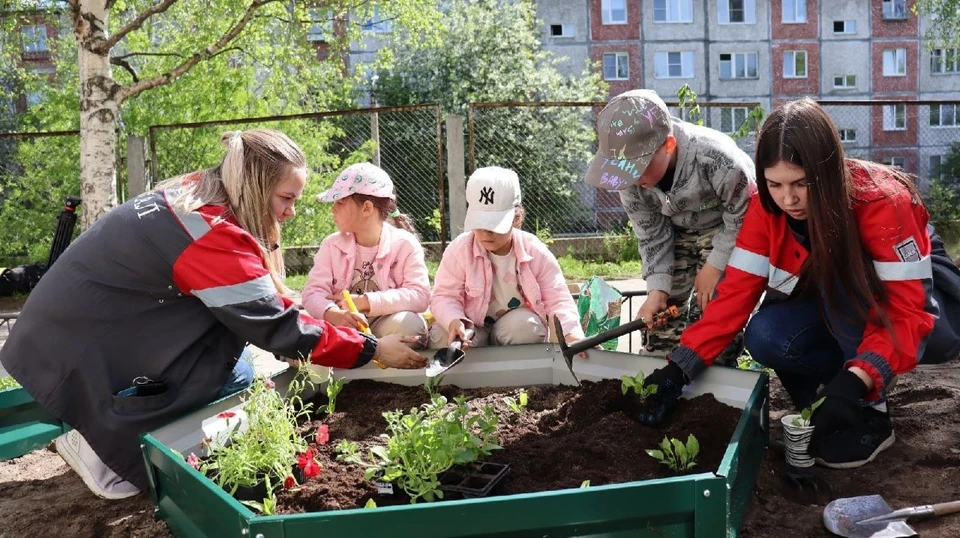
[426,328,475,378]
[823,494,960,538]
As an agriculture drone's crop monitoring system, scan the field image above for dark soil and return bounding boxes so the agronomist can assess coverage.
[276,379,741,512]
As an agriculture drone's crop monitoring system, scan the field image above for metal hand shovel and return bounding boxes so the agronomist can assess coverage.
[426,328,475,378]
[824,494,960,538]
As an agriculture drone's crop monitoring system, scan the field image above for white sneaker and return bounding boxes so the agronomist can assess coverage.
[54,430,141,500]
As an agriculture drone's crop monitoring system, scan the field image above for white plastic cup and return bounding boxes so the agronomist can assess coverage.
[781,414,815,468]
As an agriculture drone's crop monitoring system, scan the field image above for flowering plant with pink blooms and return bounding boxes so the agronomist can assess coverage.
[197,368,320,514]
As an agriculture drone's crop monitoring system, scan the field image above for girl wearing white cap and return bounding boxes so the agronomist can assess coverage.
[429,166,585,351]
[302,162,430,346]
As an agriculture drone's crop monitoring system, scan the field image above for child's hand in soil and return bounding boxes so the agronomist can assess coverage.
[634,361,687,425]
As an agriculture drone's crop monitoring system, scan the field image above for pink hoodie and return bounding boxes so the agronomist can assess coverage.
[301,224,430,318]
[431,229,584,339]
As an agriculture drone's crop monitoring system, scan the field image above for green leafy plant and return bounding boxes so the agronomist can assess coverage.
[733,105,766,140]
[580,480,591,488]
[620,371,658,401]
[502,390,528,414]
[646,434,700,473]
[424,374,445,397]
[336,395,501,503]
[792,397,826,427]
[426,208,443,238]
[0,376,20,390]
[676,84,703,126]
[322,372,346,415]
[198,368,324,514]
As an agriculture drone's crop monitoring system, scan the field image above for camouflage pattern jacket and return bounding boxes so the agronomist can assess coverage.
[618,119,756,294]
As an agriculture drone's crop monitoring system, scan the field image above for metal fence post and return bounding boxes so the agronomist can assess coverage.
[371,110,381,167]
[446,114,466,240]
[127,135,147,197]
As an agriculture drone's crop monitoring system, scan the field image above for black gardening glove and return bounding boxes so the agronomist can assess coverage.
[807,369,869,458]
[635,361,687,426]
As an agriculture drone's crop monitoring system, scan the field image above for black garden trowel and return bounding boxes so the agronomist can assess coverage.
[426,328,475,378]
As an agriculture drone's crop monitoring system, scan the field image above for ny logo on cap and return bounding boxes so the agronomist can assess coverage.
[479,186,495,205]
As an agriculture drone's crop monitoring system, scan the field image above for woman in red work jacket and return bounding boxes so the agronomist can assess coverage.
[634,98,960,469]
[0,129,426,500]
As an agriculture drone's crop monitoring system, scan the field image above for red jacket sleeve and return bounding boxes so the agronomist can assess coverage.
[172,219,375,369]
[671,195,770,379]
[847,187,935,400]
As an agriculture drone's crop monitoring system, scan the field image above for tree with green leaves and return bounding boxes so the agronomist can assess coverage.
[3,0,439,230]
[915,1,960,51]
[0,0,440,260]
[373,0,607,236]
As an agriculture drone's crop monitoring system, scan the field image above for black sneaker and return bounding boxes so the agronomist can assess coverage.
[814,407,896,469]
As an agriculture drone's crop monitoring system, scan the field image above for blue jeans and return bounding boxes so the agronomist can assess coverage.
[215,347,255,400]
[744,298,863,408]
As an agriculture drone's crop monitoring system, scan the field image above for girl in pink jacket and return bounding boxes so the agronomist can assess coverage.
[430,166,585,350]
[302,163,430,346]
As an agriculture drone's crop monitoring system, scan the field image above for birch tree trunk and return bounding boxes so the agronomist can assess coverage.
[75,0,120,228]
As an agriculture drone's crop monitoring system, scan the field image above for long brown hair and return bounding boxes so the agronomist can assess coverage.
[755,98,920,332]
[156,129,306,292]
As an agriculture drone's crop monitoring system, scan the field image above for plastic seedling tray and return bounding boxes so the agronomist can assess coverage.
[439,461,510,499]
[142,345,768,538]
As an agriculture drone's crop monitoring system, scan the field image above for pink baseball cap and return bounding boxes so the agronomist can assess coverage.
[316,162,395,202]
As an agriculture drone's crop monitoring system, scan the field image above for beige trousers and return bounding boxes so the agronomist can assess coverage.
[428,307,548,349]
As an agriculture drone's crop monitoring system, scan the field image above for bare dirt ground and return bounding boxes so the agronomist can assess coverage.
[1,360,958,538]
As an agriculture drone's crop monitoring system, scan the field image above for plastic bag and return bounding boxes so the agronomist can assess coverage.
[577,276,624,350]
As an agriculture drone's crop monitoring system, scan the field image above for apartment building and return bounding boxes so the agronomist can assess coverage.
[537,0,959,186]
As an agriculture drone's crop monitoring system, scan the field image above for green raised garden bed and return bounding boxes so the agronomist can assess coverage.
[143,346,768,538]
[0,372,69,461]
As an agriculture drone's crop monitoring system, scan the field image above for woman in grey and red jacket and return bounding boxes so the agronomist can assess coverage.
[0,129,425,501]
[634,98,960,469]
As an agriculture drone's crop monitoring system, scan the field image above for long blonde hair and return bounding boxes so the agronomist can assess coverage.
[156,128,306,292]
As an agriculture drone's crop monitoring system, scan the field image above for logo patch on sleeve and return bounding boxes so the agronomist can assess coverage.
[894,237,921,262]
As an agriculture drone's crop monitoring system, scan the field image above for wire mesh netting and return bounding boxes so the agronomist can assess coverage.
[148,105,444,248]
[467,102,760,240]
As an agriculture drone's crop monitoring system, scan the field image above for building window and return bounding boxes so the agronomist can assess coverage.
[882,0,908,20]
[783,50,807,78]
[654,0,693,23]
[603,52,629,80]
[838,129,857,142]
[364,6,392,32]
[654,51,694,78]
[883,48,907,76]
[549,24,576,37]
[883,156,906,168]
[833,74,857,89]
[306,9,333,41]
[883,103,907,131]
[720,107,750,134]
[930,155,944,181]
[931,48,959,74]
[719,0,755,24]
[21,24,48,53]
[782,0,806,23]
[930,104,958,127]
[719,52,758,79]
[602,0,627,24]
[833,20,857,34]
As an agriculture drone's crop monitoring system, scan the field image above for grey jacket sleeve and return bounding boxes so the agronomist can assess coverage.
[619,187,675,294]
[706,164,754,271]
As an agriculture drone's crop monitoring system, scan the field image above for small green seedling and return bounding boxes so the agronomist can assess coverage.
[364,498,378,509]
[620,370,658,401]
[580,480,590,488]
[424,374,445,396]
[502,390,528,414]
[792,397,826,427]
[322,372,345,414]
[646,434,699,473]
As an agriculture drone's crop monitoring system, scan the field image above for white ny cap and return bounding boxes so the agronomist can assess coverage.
[463,166,522,234]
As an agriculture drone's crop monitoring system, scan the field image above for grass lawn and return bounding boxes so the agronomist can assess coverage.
[284,255,643,293]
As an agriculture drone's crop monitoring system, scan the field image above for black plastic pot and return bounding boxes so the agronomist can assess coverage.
[439,461,510,499]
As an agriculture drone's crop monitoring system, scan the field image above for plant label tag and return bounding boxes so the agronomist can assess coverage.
[375,481,394,495]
